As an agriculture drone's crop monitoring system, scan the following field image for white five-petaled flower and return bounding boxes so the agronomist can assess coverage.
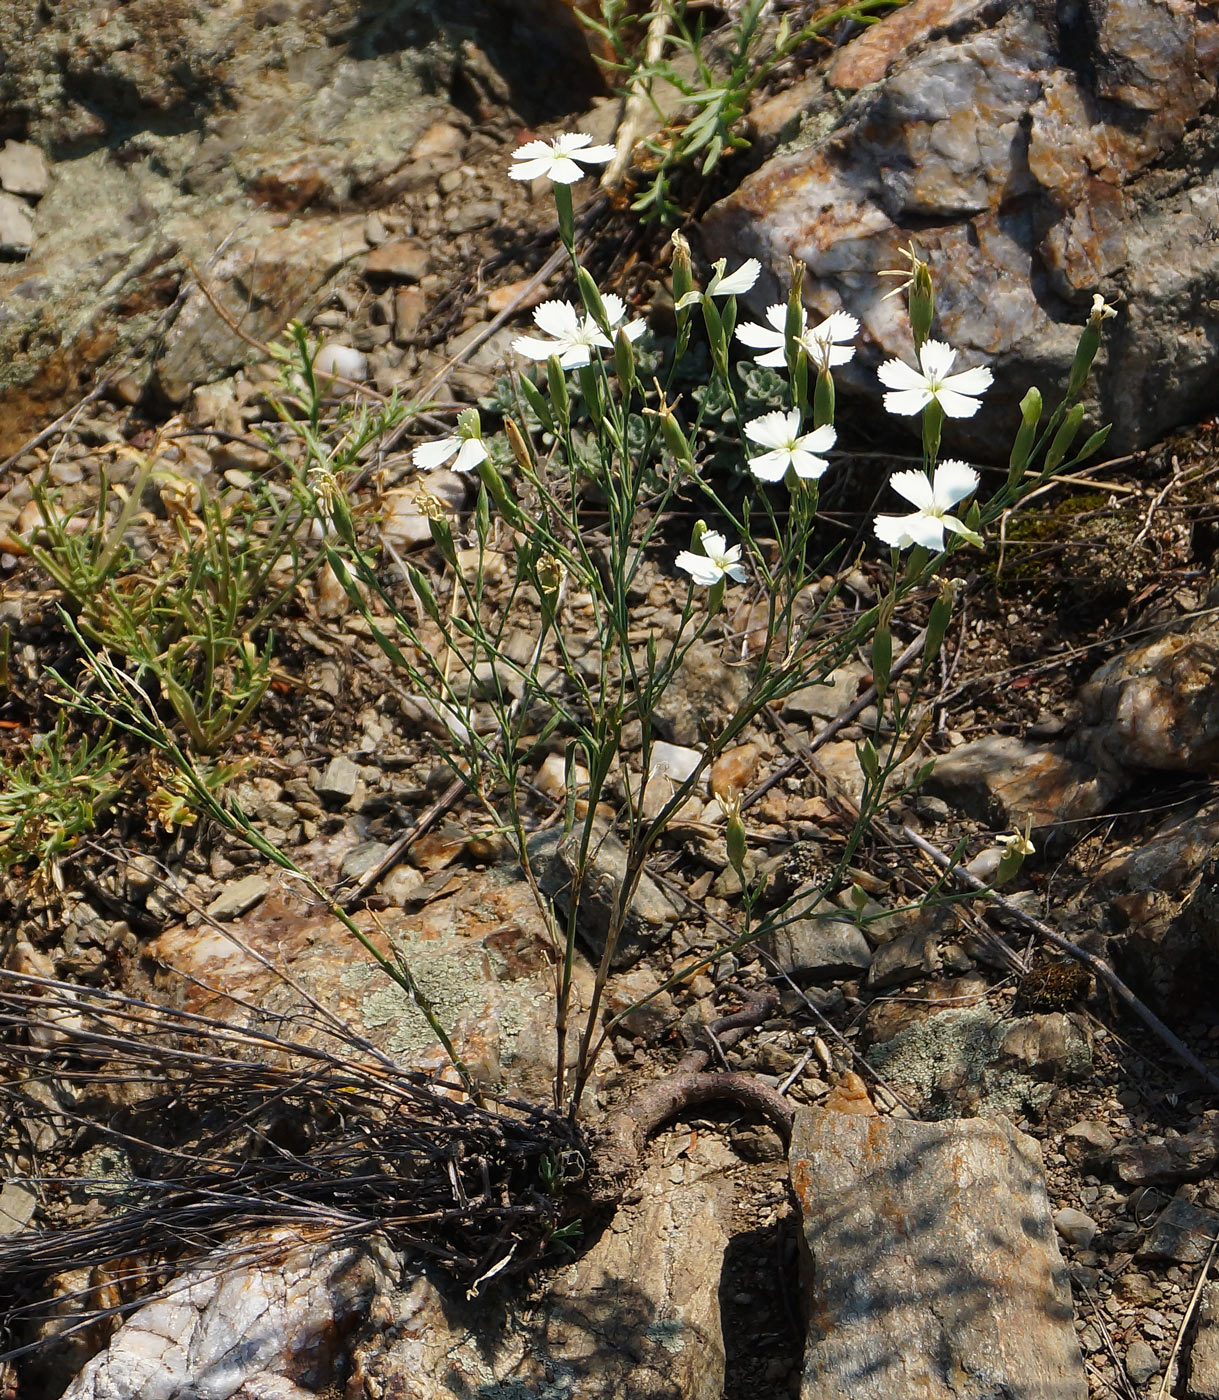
[508,131,617,184]
[412,418,489,474]
[511,295,645,369]
[744,409,837,483]
[675,257,760,309]
[874,460,983,551]
[675,529,748,587]
[735,304,858,371]
[877,339,992,418]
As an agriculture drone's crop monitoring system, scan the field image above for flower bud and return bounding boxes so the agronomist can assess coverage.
[909,253,934,351]
[1007,387,1042,485]
[670,230,694,309]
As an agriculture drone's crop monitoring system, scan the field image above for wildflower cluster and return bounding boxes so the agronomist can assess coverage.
[359,132,1113,1112]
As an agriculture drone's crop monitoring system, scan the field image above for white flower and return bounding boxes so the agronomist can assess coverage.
[744,409,836,483]
[412,414,489,474]
[735,304,858,371]
[998,827,1036,859]
[675,529,748,586]
[877,339,992,418]
[511,295,645,369]
[1089,292,1118,324]
[508,131,617,184]
[675,257,760,309]
[874,460,983,551]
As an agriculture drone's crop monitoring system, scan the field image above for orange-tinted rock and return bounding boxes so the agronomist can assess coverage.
[789,1109,1086,1399]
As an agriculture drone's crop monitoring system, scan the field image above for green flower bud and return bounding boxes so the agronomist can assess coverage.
[1007,387,1042,485]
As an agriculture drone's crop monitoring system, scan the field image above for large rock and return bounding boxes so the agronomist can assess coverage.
[146,864,599,1103]
[789,1108,1087,1400]
[348,1132,737,1400]
[60,1232,394,1400]
[0,0,604,450]
[702,0,1219,454]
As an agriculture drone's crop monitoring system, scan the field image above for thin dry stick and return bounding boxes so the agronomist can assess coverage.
[1157,1237,1217,1400]
[601,6,673,189]
[899,823,1219,1096]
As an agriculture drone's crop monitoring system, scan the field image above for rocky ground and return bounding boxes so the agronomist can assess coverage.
[1,3,1219,1399]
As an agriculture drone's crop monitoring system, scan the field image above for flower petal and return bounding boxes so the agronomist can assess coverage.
[600,292,627,325]
[817,310,859,343]
[573,143,616,164]
[888,469,936,510]
[941,515,985,547]
[701,530,728,557]
[748,448,792,482]
[533,300,581,339]
[797,424,837,454]
[453,438,490,473]
[552,132,593,154]
[413,437,458,470]
[789,449,829,480]
[882,387,933,416]
[558,344,594,368]
[877,357,927,392]
[874,513,917,549]
[735,320,784,350]
[904,513,948,551]
[511,140,555,161]
[545,157,587,184]
[934,388,984,419]
[676,550,722,586]
[512,334,562,361]
[723,561,748,583]
[942,364,993,397]
[744,409,798,450]
[766,302,796,332]
[918,339,957,380]
[715,259,760,296]
[930,459,980,510]
[508,155,555,181]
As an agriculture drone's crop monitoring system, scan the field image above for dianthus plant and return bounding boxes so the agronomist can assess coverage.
[306,144,1115,1119]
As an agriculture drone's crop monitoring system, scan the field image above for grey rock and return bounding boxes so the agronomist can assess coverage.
[1126,1339,1160,1387]
[0,140,49,198]
[1187,1282,1219,1400]
[651,638,752,747]
[1078,622,1219,775]
[925,734,1124,843]
[446,197,503,234]
[702,0,1219,455]
[317,755,361,801]
[1115,1112,1219,1186]
[1062,1120,1117,1172]
[0,191,34,256]
[0,1182,35,1234]
[790,1109,1086,1400]
[764,902,872,981]
[866,926,941,990]
[780,662,869,726]
[1138,1196,1219,1264]
[60,1233,393,1400]
[530,823,682,969]
[205,874,271,922]
[340,840,391,883]
[865,1003,1089,1120]
[1053,1207,1098,1250]
[995,1013,1093,1081]
[152,215,370,403]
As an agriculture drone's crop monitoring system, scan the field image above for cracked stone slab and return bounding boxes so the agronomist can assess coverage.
[790,1108,1087,1400]
[347,1132,737,1399]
